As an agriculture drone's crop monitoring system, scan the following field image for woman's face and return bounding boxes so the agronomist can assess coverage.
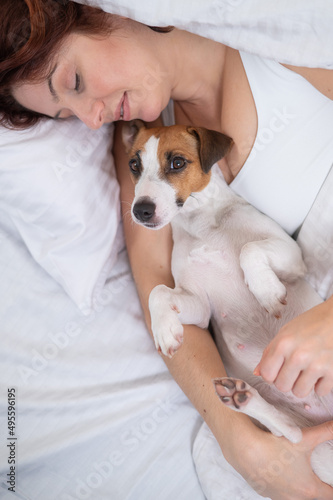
[13,20,172,129]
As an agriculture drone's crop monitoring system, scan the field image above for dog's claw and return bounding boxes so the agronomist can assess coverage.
[167,348,175,358]
[167,345,180,358]
[154,328,183,358]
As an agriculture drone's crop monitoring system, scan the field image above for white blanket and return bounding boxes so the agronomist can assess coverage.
[296,166,333,301]
[0,216,204,500]
[78,0,333,68]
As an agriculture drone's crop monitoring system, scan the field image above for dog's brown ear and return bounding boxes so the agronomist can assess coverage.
[187,127,233,173]
[122,119,146,152]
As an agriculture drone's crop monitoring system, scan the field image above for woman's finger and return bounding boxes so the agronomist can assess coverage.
[254,345,285,383]
[315,376,333,397]
[270,358,305,393]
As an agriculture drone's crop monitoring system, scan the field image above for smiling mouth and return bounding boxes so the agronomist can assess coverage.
[117,92,130,121]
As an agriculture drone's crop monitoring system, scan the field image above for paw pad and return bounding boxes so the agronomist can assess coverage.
[213,377,252,410]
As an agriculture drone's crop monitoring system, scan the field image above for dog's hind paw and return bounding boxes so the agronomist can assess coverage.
[250,278,287,319]
[214,378,253,410]
[213,377,303,443]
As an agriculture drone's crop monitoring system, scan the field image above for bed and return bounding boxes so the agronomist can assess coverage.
[1,2,333,499]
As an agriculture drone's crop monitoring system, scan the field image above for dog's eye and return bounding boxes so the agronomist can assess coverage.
[171,157,187,170]
[129,158,140,174]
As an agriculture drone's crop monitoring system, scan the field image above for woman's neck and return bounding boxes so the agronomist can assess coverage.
[166,29,226,129]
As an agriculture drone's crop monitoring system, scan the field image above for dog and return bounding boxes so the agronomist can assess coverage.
[122,119,333,488]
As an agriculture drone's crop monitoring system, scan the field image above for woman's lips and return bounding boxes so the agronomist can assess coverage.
[115,92,130,121]
[122,92,130,121]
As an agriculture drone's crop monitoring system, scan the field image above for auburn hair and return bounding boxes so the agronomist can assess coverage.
[0,0,172,129]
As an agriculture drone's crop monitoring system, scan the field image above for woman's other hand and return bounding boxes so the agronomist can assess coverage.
[254,295,333,397]
[228,419,333,500]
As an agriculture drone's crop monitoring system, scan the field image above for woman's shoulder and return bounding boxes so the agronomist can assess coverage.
[282,64,333,100]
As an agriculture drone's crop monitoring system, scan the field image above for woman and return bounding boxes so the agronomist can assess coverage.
[1,1,333,498]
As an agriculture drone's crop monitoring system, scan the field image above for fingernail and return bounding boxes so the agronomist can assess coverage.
[253,365,260,376]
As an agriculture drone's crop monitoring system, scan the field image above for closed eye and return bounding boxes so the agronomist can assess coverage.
[74,73,81,92]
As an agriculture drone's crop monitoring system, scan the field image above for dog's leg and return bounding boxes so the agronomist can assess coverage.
[239,237,306,318]
[311,442,333,487]
[149,285,210,357]
[214,377,303,443]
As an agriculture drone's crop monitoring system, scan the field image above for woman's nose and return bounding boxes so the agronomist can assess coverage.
[74,99,105,130]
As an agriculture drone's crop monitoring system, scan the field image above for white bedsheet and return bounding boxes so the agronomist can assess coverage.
[1,2,333,499]
[0,213,204,500]
[78,0,333,68]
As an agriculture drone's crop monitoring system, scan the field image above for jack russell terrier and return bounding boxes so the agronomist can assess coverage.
[122,120,333,488]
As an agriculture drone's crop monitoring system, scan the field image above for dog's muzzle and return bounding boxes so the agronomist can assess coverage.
[132,199,156,224]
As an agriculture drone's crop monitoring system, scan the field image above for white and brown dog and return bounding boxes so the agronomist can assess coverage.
[122,120,333,488]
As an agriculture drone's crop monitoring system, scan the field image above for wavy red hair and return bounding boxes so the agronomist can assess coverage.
[0,0,115,128]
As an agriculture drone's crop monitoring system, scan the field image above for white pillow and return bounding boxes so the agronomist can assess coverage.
[80,0,333,68]
[0,117,123,314]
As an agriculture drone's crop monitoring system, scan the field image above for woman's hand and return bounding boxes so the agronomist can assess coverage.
[227,419,333,500]
[254,296,333,397]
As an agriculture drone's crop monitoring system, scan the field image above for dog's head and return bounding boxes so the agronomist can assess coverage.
[122,120,233,229]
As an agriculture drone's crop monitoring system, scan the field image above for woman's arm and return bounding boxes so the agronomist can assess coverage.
[113,121,333,499]
[282,65,333,101]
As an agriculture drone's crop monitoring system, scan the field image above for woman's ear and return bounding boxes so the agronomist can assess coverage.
[187,127,233,173]
[122,119,145,152]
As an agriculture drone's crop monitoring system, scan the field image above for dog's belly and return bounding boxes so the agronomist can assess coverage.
[212,289,333,428]
[173,241,332,427]
[213,319,333,428]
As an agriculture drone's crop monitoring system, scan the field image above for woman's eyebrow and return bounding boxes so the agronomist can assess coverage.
[47,64,60,103]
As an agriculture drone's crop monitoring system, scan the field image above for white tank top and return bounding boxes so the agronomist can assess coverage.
[230,51,333,235]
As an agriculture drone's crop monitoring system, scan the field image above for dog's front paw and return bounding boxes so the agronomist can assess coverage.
[149,285,184,358]
[247,276,287,319]
[152,313,184,358]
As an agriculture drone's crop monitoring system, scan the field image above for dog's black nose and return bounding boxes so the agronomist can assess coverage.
[133,200,156,222]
